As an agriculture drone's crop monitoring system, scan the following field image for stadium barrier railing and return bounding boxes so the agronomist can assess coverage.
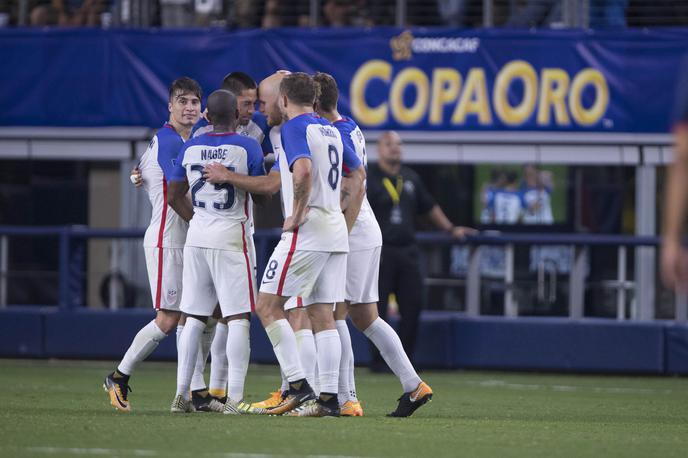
[0,225,685,321]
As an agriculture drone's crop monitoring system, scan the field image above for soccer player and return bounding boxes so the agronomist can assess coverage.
[103,77,202,413]
[220,72,353,417]
[204,71,320,409]
[166,89,265,414]
[312,71,433,417]
[186,72,271,405]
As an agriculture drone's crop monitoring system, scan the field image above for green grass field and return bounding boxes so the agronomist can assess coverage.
[1,360,687,458]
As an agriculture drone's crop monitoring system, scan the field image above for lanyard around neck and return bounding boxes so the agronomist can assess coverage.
[382,176,403,205]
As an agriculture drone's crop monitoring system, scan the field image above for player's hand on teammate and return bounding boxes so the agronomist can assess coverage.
[130,167,143,187]
[661,238,688,291]
[450,226,478,240]
[203,162,233,184]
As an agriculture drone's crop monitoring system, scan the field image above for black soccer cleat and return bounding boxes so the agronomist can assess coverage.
[264,379,316,416]
[191,389,224,413]
[387,381,433,417]
[103,372,132,413]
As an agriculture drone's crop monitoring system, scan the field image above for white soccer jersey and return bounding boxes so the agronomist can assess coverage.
[333,117,383,251]
[169,132,265,251]
[193,113,271,236]
[140,123,188,249]
[278,113,349,253]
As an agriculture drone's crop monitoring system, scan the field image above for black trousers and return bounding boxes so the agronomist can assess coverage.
[373,244,423,366]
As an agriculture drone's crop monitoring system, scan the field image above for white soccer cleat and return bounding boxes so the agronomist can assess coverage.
[170,395,195,413]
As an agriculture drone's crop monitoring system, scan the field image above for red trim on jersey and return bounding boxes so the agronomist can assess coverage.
[333,117,348,124]
[241,200,256,312]
[207,132,237,136]
[277,228,299,296]
[343,163,351,176]
[154,179,168,310]
[163,123,175,130]
[297,297,303,308]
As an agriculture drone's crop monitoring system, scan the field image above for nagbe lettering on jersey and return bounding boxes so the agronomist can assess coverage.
[201,148,228,160]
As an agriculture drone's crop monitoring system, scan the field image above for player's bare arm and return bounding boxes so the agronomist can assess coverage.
[341,165,366,233]
[130,167,143,187]
[167,180,194,222]
[204,163,280,195]
[283,158,312,232]
[662,126,688,290]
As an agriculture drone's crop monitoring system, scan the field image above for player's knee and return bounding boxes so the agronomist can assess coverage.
[307,305,336,330]
[333,302,348,320]
[155,310,181,334]
[348,303,378,331]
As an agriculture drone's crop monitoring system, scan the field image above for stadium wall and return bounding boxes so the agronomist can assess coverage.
[1,308,686,375]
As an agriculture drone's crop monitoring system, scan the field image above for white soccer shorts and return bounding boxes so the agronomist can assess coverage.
[259,242,347,304]
[284,295,317,311]
[346,246,381,304]
[144,247,183,312]
[180,246,256,318]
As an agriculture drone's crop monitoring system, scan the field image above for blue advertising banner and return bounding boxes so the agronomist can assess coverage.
[0,27,686,132]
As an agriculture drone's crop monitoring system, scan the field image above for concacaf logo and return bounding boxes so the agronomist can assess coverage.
[390,31,413,61]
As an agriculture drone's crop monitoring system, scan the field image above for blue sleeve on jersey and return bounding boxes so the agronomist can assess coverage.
[340,132,362,176]
[244,138,266,177]
[192,118,209,137]
[167,145,187,182]
[280,119,311,170]
[157,133,185,181]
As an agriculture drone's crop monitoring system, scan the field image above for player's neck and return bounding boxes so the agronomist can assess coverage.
[169,119,192,140]
[379,159,401,176]
[321,110,341,123]
[212,124,233,133]
[286,105,313,121]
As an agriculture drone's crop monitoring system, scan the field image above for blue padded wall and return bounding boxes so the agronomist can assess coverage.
[452,317,665,373]
[0,307,44,357]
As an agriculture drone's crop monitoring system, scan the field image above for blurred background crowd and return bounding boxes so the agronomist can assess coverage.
[0,0,687,29]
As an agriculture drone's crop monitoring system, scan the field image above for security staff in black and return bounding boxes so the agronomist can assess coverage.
[367,131,475,368]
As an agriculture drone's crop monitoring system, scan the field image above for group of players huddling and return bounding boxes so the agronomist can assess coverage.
[102,70,432,417]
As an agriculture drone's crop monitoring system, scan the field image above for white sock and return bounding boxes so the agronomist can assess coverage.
[190,318,216,392]
[314,329,341,395]
[280,369,289,392]
[348,355,358,402]
[117,320,167,375]
[295,329,317,390]
[226,319,251,402]
[364,317,421,392]
[265,319,305,383]
[176,325,183,350]
[335,320,354,404]
[209,322,229,395]
[175,317,205,400]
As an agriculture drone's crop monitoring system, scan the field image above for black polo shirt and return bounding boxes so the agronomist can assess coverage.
[367,163,436,246]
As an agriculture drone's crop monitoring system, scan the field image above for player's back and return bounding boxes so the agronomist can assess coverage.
[139,123,188,249]
[180,132,265,251]
[278,113,348,252]
[333,117,383,251]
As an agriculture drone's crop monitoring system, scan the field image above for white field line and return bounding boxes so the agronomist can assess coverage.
[26,447,370,458]
[463,379,674,395]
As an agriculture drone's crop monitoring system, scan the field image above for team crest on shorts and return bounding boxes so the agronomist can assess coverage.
[167,289,178,302]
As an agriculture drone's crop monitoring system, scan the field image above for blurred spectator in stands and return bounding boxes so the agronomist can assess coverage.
[261,0,309,28]
[589,0,627,28]
[232,0,261,28]
[323,0,350,27]
[437,0,482,27]
[506,0,561,27]
[159,0,193,27]
[28,0,106,26]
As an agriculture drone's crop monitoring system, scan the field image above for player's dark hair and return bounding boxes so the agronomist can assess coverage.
[207,89,237,128]
[168,77,202,102]
[313,72,338,112]
[221,72,257,95]
[280,72,320,107]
